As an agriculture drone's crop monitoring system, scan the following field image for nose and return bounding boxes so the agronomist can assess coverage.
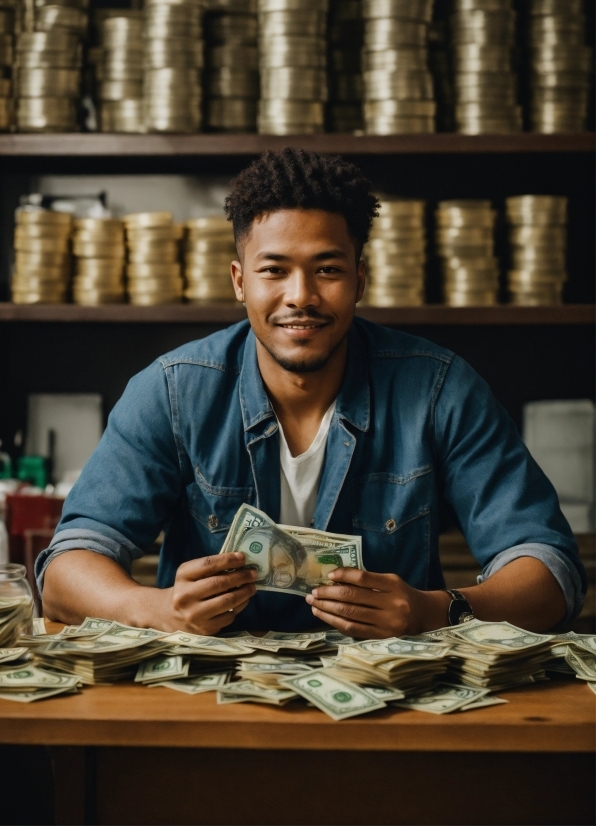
[284,269,321,309]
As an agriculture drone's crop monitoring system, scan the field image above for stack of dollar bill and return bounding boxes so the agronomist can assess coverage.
[218,503,364,596]
[422,620,555,690]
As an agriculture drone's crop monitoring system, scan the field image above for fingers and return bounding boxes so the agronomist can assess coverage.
[212,597,251,625]
[308,583,382,609]
[196,567,257,599]
[328,568,399,592]
[176,553,246,582]
[309,604,382,639]
[308,597,380,627]
[202,582,256,616]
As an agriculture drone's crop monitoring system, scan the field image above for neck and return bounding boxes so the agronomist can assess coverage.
[256,337,347,423]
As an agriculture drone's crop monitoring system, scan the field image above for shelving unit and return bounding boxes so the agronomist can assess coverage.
[0,132,593,157]
[0,131,593,473]
[0,303,593,325]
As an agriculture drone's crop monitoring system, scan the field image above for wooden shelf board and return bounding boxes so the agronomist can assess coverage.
[0,303,593,325]
[0,132,593,157]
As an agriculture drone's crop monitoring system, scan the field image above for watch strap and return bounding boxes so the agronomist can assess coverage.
[444,589,475,626]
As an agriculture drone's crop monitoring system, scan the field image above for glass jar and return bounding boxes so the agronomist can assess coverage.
[0,563,34,647]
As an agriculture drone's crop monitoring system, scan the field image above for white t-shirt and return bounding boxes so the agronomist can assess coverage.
[278,402,336,528]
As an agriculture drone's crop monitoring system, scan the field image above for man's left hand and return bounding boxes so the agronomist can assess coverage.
[305,568,431,639]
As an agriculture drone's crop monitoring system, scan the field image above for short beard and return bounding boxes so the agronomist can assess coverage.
[256,333,346,374]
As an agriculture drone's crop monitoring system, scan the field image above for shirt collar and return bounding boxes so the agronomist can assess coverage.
[239,323,370,434]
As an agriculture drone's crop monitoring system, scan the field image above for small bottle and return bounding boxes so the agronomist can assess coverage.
[0,563,34,645]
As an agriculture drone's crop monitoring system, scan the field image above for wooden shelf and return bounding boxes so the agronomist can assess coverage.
[0,132,593,157]
[0,303,592,325]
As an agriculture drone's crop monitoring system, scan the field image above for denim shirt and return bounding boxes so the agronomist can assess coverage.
[36,318,586,631]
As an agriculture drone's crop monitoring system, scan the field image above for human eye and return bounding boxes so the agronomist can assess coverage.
[259,266,285,275]
[317,266,343,275]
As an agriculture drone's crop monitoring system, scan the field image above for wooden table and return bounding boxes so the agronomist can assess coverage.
[0,678,593,826]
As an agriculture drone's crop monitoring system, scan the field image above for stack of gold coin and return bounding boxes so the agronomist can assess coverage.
[204,0,258,132]
[98,14,145,134]
[124,212,183,305]
[12,207,72,304]
[15,0,88,132]
[72,218,126,305]
[15,30,82,132]
[363,197,426,307]
[257,0,327,135]
[0,0,14,132]
[143,0,203,133]
[506,195,567,306]
[362,0,435,135]
[436,200,499,306]
[184,216,237,303]
[327,0,363,133]
[528,0,592,133]
[451,0,521,134]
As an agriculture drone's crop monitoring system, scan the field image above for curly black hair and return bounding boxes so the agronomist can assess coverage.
[224,148,379,256]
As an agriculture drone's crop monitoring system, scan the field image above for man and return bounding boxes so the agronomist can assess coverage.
[37,149,585,638]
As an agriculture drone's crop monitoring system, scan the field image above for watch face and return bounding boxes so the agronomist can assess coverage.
[449,599,473,626]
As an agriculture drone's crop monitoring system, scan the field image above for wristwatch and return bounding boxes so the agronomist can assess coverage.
[444,589,475,626]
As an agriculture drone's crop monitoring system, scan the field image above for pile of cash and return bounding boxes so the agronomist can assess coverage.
[143,0,203,133]
[451,0,521,135]
[0,595,33,648]
[362,0,435,135]
[183,216,238,303]
[505,195,567,306]
[327,0,363,134]
[0,4,13,132]
[528,0,592,133]
[124,211,184,305]
[15,0,87,134]
[204,0,258,133]
[436,199,499,307]
[219,503,364,596]
[11,206,72,304]
[363,196,426,307]
[3,608,595,712]
[97,13,145,134]
[257,0,327,135]
[72,217,126,305]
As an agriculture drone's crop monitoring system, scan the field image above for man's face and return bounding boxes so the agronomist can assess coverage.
[231,209,365,374]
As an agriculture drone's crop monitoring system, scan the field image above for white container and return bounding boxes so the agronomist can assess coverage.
[523,399,595,533]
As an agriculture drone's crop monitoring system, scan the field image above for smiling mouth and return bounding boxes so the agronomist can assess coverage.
[278,322,327,330]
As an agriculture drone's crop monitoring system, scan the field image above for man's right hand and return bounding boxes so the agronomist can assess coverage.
[164,552,257,635]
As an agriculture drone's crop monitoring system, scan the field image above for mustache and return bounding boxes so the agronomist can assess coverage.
[271,310,333,325]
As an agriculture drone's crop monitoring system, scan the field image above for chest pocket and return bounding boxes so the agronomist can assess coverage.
[351,466,433,587]
[186,465,255,553]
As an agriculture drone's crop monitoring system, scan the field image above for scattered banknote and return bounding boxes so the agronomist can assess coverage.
[393,684,490,714]
[0,664,81,702]
[0,647,28,664]
[565,648,596,682]
[217,681,298,706]
[459,696,509,711]
[32,618,46,636]
[135,656,190,684]
[152,673,232,695]
[219,503,364,596]
[279,668,387,720]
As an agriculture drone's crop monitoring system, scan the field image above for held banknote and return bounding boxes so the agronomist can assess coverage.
[219,503,364,597]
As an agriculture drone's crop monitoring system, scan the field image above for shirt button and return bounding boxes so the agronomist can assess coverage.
[208,515,218,529]
[385,518,397,532]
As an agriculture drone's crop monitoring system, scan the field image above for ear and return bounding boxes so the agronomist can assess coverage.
[230,259,244,302]
[356,257,366,304]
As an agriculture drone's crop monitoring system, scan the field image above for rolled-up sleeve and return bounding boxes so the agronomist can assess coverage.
[434,355,587,623]
[35,359,183,594]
